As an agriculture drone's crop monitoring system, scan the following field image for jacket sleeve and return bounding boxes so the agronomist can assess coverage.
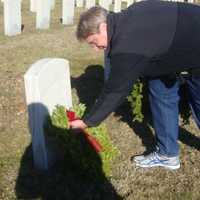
[82,54,148,127]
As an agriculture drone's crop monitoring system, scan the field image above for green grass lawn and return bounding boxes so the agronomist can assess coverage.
[0,1,200,199]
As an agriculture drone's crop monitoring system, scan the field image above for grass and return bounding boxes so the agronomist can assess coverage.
[0,0,200,199]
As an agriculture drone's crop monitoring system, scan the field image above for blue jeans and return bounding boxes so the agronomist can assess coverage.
[149,76,200,156]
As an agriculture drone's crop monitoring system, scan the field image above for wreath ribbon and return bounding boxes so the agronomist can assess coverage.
[66,110,103,153]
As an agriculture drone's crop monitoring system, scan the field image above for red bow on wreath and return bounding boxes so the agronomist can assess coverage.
[66,110,103,153]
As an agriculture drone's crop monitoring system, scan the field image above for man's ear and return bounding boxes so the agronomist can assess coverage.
[99,22,107,34]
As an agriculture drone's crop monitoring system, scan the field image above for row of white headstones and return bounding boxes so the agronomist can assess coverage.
[2,0,194,36]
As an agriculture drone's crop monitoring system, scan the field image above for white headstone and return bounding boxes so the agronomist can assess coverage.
[99,0,110,10]
[114,0,121,12]
[76,0,84,7]
[50,0,55,9]
[62,0,75,25]
[127,0,133,7]
[30,0,37,12]
[85,0,95,9]
[36,0,51,29]
[3,0,21,36]
[24,58,72,170]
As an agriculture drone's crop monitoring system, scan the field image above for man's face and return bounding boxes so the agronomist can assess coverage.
[85,23,108,51]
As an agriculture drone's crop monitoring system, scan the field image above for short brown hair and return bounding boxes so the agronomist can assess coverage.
[76,6,108,41]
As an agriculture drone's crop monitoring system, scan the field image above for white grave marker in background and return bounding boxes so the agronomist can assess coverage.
[36,0,51,29]
[62,0,75,25]
[99,0,110,10]
[3,0,21,36]
[76,0,84,7]
[24,58,72,170]
[50,0,55,9]
[85,0,96,9]
[114,0,121,12]
[30,0,37,12]
[127,0,133,7]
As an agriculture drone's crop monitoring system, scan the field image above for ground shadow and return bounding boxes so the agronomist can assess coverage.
[179,127,200,150]
[71,65,104,111]
[115,99,200,155]
[178,85,200,150]
[114,100,156,155]
[15,103,122,200]
[113,79,156,155]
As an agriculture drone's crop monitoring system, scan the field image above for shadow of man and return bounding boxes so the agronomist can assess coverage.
[71,65,104,111]
[178,83,200,150]
[15,102,122,200]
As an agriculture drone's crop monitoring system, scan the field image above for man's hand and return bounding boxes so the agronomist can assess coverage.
[69,119,87,130]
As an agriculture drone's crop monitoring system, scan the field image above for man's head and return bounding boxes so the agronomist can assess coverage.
[76,6,108,51]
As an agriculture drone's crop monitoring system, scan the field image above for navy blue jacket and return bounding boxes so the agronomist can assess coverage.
[83,0,200,126]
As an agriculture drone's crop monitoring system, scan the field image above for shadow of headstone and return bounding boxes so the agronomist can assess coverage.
[27,103,63,170]
[15,102,122,200]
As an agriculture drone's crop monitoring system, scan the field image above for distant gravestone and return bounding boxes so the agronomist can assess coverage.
[36,0,51,29]
[127,0,133,7]
[62,0,75,25]
[50,0,55,9]
[3,0,21,36]
[85,0,95,9]
[99,0,110,10]
[30,0,37,12]
[24,58,72,170]
[114,0,121,12]
[76,0,84,7]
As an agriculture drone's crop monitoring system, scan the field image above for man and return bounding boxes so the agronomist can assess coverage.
[70,0,200,170]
